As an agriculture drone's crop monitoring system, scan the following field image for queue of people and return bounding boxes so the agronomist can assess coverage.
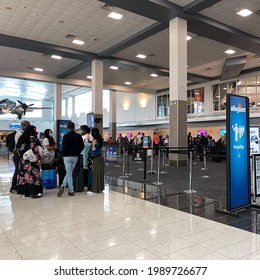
[8,120,105,199]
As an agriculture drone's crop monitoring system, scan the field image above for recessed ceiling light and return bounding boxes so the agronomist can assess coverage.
[34,67,43,72]
[150,73,158,77]
[136,54,146,59]
[225,49,236,54]
[236,9,253,17]
[108,12,123,20]
[186,36,192,40]
[109,66,119,70]
[125,81,132,85]
[72,39,85,45]
[87,76,92,79]
[51,55,62,60]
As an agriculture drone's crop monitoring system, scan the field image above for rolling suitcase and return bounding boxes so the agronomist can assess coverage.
[42,169,57,189]
[73,155,84,192]
[73,168,84,192]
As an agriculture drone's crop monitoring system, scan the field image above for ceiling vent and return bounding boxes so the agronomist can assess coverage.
[65,34,76,39]
[101,4,114,11]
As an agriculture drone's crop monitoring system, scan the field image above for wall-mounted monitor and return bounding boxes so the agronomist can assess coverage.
[87,112,95,129]
[220,129,226,136]
[10,123,21,129]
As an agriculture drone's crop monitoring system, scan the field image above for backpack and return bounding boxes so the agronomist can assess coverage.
[6,131,16,152]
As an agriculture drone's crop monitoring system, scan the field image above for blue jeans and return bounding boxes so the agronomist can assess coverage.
[62,156,78,193]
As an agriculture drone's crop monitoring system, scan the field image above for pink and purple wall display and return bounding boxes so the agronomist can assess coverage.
[197,129,206,136]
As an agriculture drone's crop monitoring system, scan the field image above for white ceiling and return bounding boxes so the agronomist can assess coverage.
[0,0,259,101]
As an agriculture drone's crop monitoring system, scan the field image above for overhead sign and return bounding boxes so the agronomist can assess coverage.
[227,94,250,211]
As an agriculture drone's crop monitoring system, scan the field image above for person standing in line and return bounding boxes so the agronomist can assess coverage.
[153,132,160,156]
[57,121,84,197]
[79,125,92,192]
[90,127,104,193]
[42,129,57,165]
[17,125,43,198]
[10,120,30,193]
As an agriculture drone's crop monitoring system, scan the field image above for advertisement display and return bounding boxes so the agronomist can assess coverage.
[227,94,250,211]
[250,126,260,155]
[142,136,149,148]
[57,120,70,151]
[105,144,118,162]
[87,112,95,129]
[255,156,260,196]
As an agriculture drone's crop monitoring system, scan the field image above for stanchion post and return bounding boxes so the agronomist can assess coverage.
[201,147,210,178]
[184,150,197,193]
[125,147,132,176]
[153,149,163,185]
[147,142,156,174]
[140,149,150,182]
[252,155,256,203]
[161,146,167,174]
[119,149,128,179]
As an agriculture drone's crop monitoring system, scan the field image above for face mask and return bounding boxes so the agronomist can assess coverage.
[49,133,53,137]
[22,126,27,131]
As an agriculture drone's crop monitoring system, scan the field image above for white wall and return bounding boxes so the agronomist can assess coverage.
[116,91,156,125]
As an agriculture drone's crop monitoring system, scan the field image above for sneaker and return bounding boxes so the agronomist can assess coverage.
[68,192,74,196]
[57,186,64,197]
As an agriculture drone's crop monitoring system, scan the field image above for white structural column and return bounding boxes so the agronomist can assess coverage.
[109,89,117,141]
[169,17,188,166]
[92,59,103,136]
[54,82,62,141]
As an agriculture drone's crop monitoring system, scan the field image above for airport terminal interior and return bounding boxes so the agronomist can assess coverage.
[1,0,260,260]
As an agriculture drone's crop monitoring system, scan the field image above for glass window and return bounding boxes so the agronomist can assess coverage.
[157,93,169,117]
[75,91,92,117]
[188,87,204,113]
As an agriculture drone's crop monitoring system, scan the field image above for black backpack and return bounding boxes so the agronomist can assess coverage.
[6,131,16,152]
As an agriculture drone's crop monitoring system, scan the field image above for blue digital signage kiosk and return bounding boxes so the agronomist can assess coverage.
[57,120,70,151]
[226,94,250,211]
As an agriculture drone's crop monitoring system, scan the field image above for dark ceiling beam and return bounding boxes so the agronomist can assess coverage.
[99,22,168,57]
[57,61,91,79]
[187,14,260,55]
[187,73,212,83]
[104,57,169,77]
[0,33,97,61]
[98,0,182,22]
[99,0,260,55]
[182,0,222,14]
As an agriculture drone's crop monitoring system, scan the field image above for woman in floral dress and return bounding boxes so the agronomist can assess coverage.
[17,125,43,198]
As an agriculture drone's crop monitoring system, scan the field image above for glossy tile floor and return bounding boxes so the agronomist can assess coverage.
[1,157,260,260]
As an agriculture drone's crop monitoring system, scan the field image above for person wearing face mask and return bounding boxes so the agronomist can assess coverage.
[42,129,57,164]
[10,120,30,193]
[80,125,93,192]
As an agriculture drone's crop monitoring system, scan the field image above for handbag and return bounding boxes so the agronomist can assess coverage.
[23,146,44,162]
[42,151,55,164]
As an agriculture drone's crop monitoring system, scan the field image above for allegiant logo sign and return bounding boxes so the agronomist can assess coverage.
[231,104,246,113]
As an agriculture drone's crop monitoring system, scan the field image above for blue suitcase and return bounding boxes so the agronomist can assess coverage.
[42,169,57,189]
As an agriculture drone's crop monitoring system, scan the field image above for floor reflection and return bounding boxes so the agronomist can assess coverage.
[106,176,260,235]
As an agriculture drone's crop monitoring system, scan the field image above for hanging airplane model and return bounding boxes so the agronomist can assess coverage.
[0,98,52,119]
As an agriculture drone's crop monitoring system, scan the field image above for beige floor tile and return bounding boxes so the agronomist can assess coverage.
[161,244,213,260]
[146,238,194,257]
